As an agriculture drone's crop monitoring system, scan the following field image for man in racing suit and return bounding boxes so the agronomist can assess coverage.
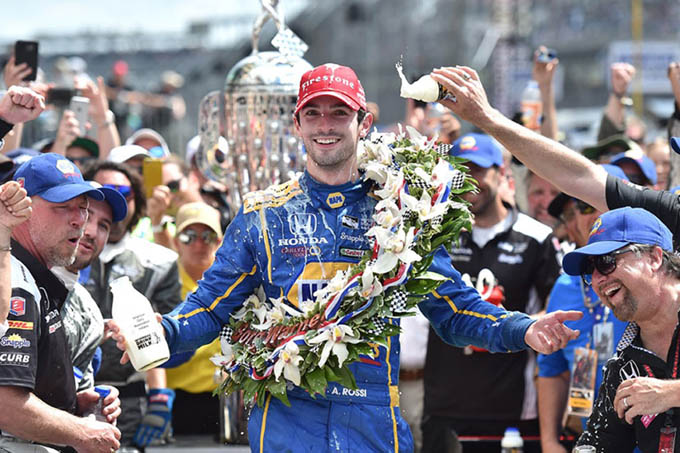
[154,64,581,453]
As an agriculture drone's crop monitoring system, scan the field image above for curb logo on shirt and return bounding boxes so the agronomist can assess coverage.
[0,352,30,367]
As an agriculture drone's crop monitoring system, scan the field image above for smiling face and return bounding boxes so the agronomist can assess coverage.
[527,174,560,227]
[591,247,650,322]
[463,163,503,216]
[294,95,371,182]
[92,169,135,243]
[28,195,89,268]
[68,198,113,272]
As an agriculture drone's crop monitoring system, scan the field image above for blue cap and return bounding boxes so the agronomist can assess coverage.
[5,147,40,167]
[610,150,657,185]
[669,185,680,195]
[562,207,672,276]
[450,133,504,168]
[670,137,680,155]
[88,182,128,223]
[13,153,104,203]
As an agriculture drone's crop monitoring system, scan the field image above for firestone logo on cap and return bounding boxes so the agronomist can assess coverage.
[459,136,478,151]
[295,64,367,114]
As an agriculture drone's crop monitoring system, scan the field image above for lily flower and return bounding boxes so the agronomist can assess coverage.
[401,189,450,222]
[405,125,435,150]
[358,266,383,299]
[375,170,404,201]
[372,199,402,229]
[364,162,389,184]
[210,341,234,368]
[231,294,268,324]
[372,227,421,274]
[309,324,362,368]
[314,270,349,303]
[431,158,463,189]
[273,341,303,385]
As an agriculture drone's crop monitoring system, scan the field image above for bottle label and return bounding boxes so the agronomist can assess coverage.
[521,100,542,131]
[134,331,164,350]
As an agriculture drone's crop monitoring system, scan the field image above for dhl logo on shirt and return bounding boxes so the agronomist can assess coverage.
[8,321,33,331]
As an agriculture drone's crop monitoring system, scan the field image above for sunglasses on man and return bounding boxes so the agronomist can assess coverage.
[102,183,133,200]
[177,228,219,246]
[580,246,636,286]
[559,199,596,223]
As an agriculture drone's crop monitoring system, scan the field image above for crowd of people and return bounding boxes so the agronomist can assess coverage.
[0,39,679,453]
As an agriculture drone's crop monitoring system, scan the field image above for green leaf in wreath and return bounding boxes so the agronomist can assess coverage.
[305,367,328,396]
[404,277,447,295]
[335,365,358,390]
[268,379,291,407]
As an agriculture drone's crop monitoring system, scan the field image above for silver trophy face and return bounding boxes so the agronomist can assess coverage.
[196,0,312,208]
[197,52,312,207]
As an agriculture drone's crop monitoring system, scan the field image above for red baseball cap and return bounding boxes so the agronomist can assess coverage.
[294,63,367,115]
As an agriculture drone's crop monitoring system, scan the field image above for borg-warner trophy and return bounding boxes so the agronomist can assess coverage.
[196,0,312,210]
[196,0,311,444]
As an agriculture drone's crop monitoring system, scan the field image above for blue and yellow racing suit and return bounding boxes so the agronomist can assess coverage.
[162,172,536,453]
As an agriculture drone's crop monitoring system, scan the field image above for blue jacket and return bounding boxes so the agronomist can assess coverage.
[162,172,536,452]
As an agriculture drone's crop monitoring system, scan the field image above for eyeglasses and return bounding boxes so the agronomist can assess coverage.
[69,156,95,166]
[166,178,182,193]
[581,246,636,286]
[560,200,595,223]
[102,184,133,200]
[177,229,219,246]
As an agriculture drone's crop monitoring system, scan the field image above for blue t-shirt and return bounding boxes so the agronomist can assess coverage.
[537,273,629,428]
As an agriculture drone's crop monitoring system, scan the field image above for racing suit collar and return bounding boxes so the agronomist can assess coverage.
[99,232,132,264]
[302,170,372,209]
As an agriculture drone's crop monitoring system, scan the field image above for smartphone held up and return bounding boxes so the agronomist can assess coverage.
[14,40,39,82]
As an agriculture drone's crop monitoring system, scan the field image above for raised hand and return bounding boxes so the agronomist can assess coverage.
[0,86,45,125]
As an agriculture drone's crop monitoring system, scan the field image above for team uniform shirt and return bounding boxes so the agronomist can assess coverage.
[537,273,628,428]
[425,208,561,422]
[53,266,105,392]
[606,175,680,247]
[162,172,538,453]
[0,240,77,437]
[577,319,680,452]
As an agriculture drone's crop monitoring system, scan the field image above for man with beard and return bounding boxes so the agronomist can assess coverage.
[53,184,127,391]
[81,161,181,450]
[562,207,680,452]
[422,133,562,453]
[112,63,583,453]
[0,153,121,452]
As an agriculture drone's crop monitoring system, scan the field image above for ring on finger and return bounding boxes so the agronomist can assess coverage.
[623,397,629,409]
[462,73,471,81]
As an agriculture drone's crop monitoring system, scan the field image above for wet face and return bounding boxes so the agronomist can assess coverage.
[69,198,113,271]
[591,249,643,322]
[295,96,370,176]
[29,195,89,268]
[92,169,135,243]
[527,174,560,227]
[463,163,502,216]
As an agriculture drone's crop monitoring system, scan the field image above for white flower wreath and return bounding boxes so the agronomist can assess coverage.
[211,126,477,407]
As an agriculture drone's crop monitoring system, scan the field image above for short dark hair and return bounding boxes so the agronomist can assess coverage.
[82,160,146,232]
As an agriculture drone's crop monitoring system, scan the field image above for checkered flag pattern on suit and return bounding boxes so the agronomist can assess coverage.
[386,289,409,313]
[220,325,233,342]
[365,317,386,336]
[271,29,309,58]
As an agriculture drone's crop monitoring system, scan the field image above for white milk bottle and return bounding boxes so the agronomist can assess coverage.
[110,276,169,371]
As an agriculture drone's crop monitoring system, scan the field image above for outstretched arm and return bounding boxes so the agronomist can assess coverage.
[431,66,609,213]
